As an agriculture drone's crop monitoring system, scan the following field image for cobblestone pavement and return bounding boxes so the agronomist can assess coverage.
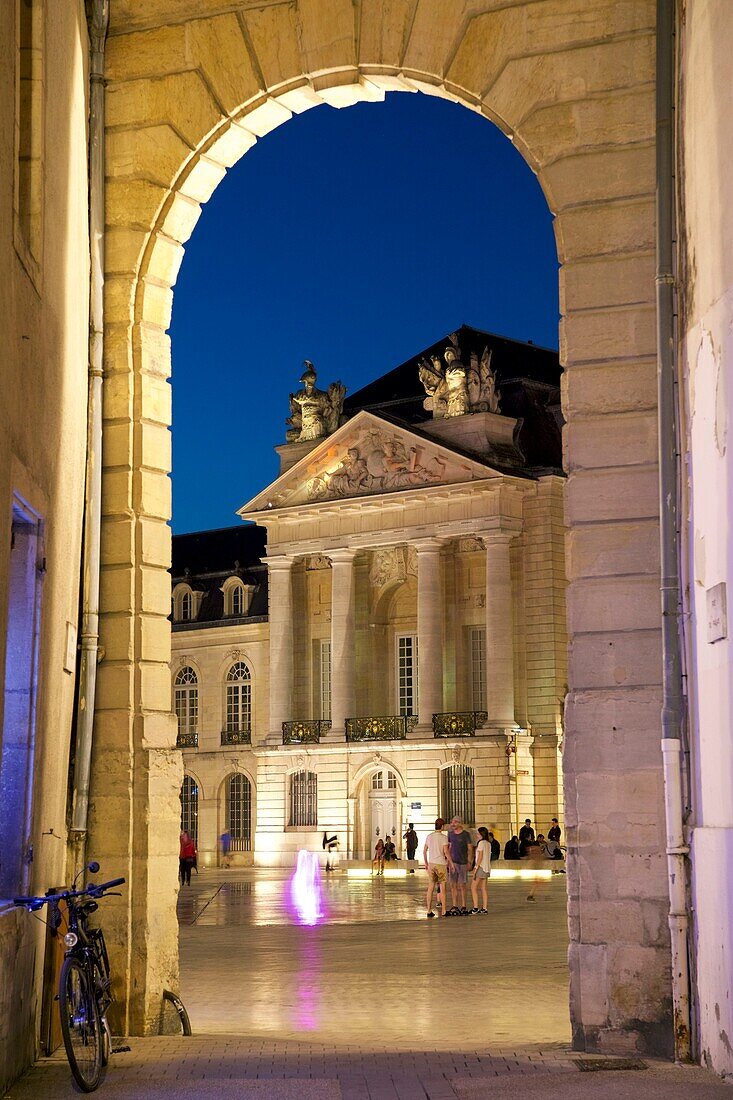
[6,1037,732,1098]
[6,869,731,1097]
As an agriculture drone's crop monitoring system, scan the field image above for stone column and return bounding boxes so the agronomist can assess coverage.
[328,549,357,740]
[482,533,516,728]
[266,556,294,744]
[415,538,444,736]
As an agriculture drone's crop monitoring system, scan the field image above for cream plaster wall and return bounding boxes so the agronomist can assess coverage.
[679,0,733,1077]
[97,0,666,1055]
[0,1,90,1089]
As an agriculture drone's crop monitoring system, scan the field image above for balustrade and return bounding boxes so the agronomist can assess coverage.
[345,715,409,741]
[220,729,252,746]
[433,712,487,738]
[282,720,330,745]
[176,731,198,748]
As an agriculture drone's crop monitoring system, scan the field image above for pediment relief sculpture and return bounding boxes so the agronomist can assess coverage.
[286,361,346,443]
[306,430,449,502]
[419,333,500,419]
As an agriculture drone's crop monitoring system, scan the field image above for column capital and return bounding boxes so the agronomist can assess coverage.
[478,528,520,548]
[326,547,358,565]
[261,554,295,571]
[412,537,444,554]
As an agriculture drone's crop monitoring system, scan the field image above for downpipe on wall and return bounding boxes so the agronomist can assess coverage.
[656,0,692,1063]
[69,0,109,871]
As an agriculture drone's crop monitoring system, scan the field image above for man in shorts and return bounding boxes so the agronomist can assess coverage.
[423,817,448,918]
[444,816,474,915]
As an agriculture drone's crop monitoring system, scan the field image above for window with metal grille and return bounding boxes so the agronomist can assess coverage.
[289,770,317,827]
[180,775,199,841]
[225,661,251,733]
[174,666,198,736]
[470,627,486,712]
[319,639,331,720]
[226,772,252,851]
[396,634,418,716]
[441,765,476,826]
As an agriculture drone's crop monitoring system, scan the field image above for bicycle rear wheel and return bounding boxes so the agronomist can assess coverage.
[59,956,104,1092]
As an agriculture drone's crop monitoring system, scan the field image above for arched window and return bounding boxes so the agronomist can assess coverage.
[173,583,197,623]
[174,666,198,745]
[181,590,193,621]
[225,661,251,734]
[289,770,317,828]
[180,775,199,841]
[371,770,398,791]
[230,582,245,616]
[225,773,252,852]
[441,764,475,826]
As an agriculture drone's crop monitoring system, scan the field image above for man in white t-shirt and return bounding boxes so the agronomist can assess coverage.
[423,817,448,918]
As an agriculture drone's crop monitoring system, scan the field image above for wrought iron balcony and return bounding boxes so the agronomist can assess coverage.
[176,731,198,749]
[282,720,330,745]
[345,715,410,741]
[220,728,252,746]
[433,712,487,738]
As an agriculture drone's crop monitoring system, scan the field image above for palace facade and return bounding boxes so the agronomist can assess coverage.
[172,326,567,866]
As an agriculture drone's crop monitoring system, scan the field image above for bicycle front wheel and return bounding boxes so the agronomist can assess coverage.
[59,956,104,1092]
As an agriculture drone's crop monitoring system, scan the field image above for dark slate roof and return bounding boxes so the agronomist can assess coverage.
[172,524,266,579]
[171,524,268,628]
[344,324,563,472]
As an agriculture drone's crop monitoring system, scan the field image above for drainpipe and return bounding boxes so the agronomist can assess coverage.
[70,0,109,865]
[655,0,691,1063]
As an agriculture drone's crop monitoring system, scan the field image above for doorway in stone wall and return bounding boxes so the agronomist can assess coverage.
[100,2,664,1054]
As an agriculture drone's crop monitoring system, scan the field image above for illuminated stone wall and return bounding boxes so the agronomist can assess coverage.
[99,0,666,1054]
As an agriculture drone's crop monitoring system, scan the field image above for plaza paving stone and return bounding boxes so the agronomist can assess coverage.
[6,868,731,1097]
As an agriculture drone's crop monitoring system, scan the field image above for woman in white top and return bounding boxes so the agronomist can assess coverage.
[471,826,492,914]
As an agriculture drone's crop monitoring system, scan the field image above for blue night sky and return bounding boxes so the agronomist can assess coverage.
[170,92,558,534]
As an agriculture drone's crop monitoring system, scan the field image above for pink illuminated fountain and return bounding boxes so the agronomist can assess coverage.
[289,850,325,926]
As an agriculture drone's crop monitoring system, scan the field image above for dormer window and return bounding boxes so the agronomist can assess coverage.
[222,577,253,618]
[172,583,200,623]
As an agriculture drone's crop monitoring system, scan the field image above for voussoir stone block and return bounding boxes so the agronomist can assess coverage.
[186,14,264,116]
[243,3,302,91]
[105,24,186,83]
[297,0,356,75]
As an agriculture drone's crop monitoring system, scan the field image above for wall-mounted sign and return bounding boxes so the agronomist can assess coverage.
[410,802,422,810]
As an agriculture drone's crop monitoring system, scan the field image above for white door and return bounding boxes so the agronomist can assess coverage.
[368,770,400,855]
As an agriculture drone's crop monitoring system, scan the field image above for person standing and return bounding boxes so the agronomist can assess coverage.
[423,818,448,918]
[403,823,418,871]
[519,818,535,856]
[220,828,231,868]
[372,838,385,875]
[548,818,561,843]
[444,816,474,915]
[471,827,492,913]
[179,830,197,886]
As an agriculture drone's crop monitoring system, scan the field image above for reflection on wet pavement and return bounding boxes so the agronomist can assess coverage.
[178,867,570,1050]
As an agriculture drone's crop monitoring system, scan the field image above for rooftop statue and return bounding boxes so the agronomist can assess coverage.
[286,361,346,443]
[419,334,501,418]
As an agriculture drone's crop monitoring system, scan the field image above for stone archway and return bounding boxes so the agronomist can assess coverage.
[96,1,665,1053]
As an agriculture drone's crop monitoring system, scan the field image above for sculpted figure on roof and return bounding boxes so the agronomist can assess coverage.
[286,361,346,442]
[419,335,500,418]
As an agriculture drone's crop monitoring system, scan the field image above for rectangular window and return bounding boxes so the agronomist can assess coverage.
[289,770,317,828]
[226,683,251,732]
[175,687,198,735]
[470,627,486,712]
[1,497,43,899]
[319,639,331,721]
[396,634,418,716]
[15,0,44,271]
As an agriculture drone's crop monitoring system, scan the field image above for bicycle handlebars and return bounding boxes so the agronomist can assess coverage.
[13,876,126,910]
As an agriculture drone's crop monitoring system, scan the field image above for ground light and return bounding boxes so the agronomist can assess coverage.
[345,867,555,880]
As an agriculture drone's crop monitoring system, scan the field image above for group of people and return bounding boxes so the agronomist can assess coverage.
[503,817,564,861]
[371,834,399,873]
[422,817,497,918]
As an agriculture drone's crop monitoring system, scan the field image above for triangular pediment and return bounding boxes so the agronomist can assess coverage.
[238,411,501,516]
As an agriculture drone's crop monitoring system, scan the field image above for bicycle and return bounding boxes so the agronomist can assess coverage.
[14,860,125,1093]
